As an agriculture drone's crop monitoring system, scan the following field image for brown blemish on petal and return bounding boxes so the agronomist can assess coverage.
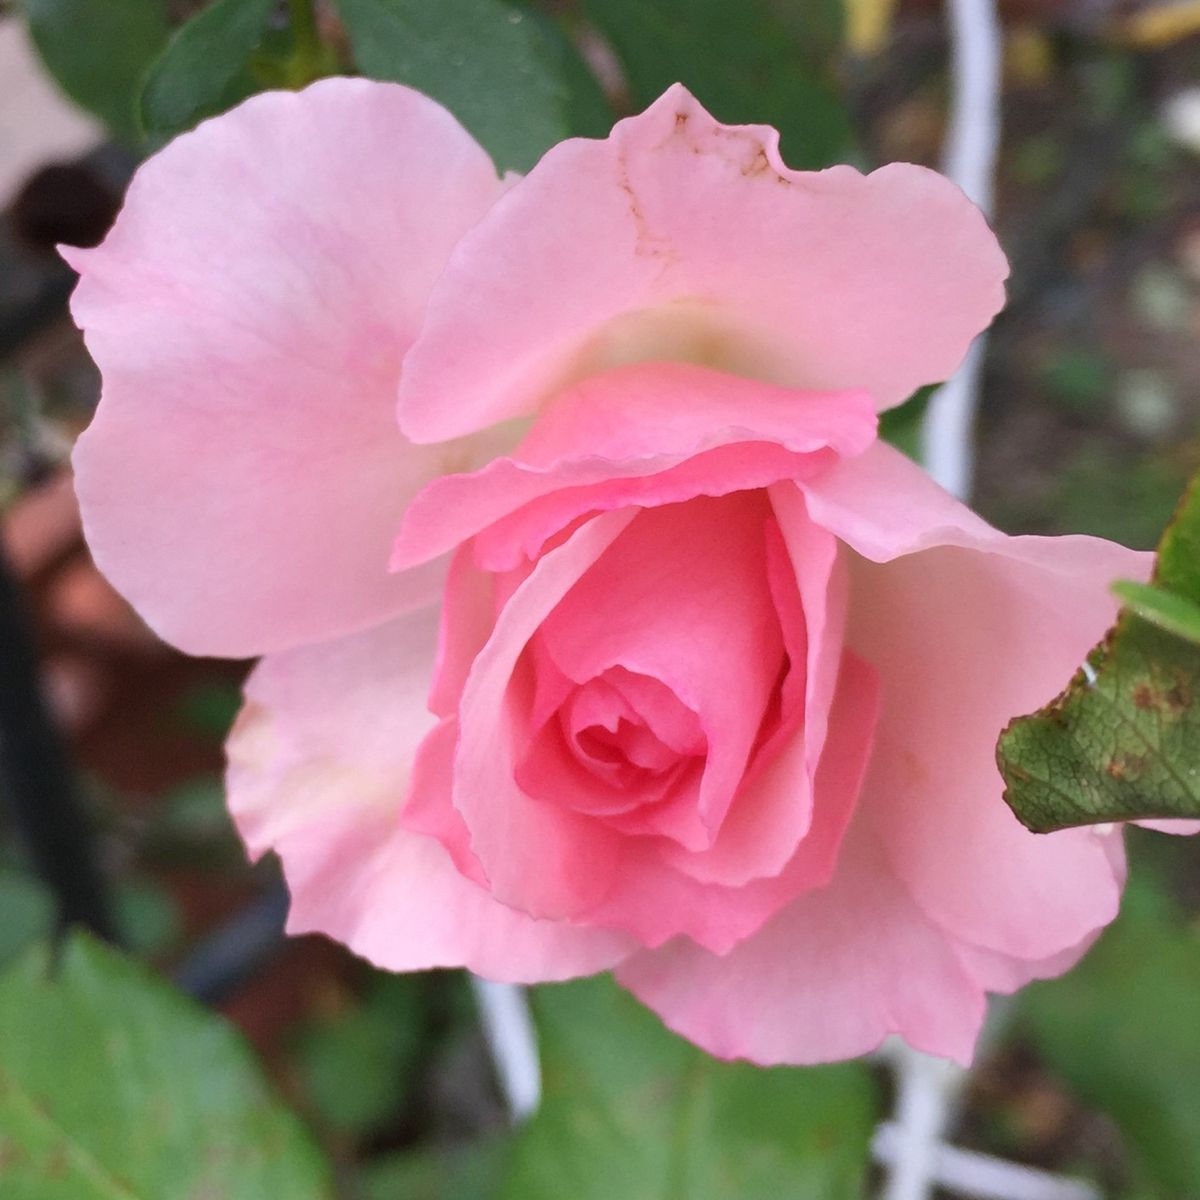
[743,148,771,177]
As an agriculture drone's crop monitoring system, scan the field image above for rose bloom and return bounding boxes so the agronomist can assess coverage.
[71,80,1148,1064]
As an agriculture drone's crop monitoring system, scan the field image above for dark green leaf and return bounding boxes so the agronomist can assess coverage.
[581,0,854,169]
[139,0,276,140]
[879,386,933,461]
[998,470,1200,830]
[21,0,170,144]
[516,8,613,138]
[175,681,243,741]
[295,974,423,1135]
[1020,874,1200,1197]
[333,0,570,172]
[500,976,879,1200]
[0,933,334,1198]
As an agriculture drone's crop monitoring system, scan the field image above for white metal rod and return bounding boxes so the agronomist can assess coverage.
[874,1123,1101,1200]
[920,0,1003,500]
[470,977,542,1123]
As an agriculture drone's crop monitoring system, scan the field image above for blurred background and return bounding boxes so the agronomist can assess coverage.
[0,0,1198,1197]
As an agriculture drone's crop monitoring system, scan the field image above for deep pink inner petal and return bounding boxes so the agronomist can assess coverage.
[515,664,706,820]
[512,492,785,850]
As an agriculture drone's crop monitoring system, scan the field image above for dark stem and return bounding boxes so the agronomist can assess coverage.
[0,539,115,940]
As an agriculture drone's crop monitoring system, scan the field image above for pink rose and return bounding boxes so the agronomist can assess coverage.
[70,79,1146,1064]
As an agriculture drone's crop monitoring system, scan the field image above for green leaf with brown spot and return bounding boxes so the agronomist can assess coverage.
[998,471,1200,831]
[0,933,333,1199]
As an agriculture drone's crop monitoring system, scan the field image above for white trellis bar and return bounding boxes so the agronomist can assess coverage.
[874,1123,1100,1200]
[470,976,542,1123]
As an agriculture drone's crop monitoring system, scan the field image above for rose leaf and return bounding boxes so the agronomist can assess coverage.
[0,932,334,1198]
[997,471,1200,831]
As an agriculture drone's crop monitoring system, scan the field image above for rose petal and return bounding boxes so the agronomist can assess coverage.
[71,79,506,658]
[953,933,1102,995]
[653,494,841,886]
[1136,819,1200,834]
[805,441,1147,960]
[587,649,879,953]
[617,818,984,1066]
[537,493,784,848]
[226,610,634,980]
[453,510,638,919]
[398,86,1007,443]
[393,362,876,572]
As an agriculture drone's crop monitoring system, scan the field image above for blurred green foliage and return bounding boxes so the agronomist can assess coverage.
[502,975,880,1200]
[294,974,424,1136]
[581,0,854,168]
[21,0,169,143]
[333,0,573,172]
[0,933,335,1198]
[139,0,278,140]
[1019,871,1200,1197]
[0,868,55,968]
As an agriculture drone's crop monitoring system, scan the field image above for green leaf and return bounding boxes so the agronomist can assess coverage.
[998,470,1200,830]
[500,976,879,1200]
[878,385,933,462]
[333,0,570,172]
[0,933,334,1198]
[0,870,55,969]
[361,1139,508,1200]
[1111,580,1200,646]
[1019,874,1200,1197]
[21,0,170,144]
[139,0,277,140]
[113,881,183,957]
[516,8,613,139]
[294,974,423,1136]
[581,0,855,169]
[175,681,243,741]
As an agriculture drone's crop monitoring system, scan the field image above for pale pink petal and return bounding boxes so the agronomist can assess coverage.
[512,363,877,466]
[805,441,1147,960]
[71,79,506,658]
[429,546,496,717]
[801,439,995,559]
[467,442,827,575]
[1136,819,1200,834]
[227,612,633,979]
[393,362,876,571]
[617,820,986,1066]
[453,511,638,919]
[402,718,489,887]
[953,933,1101,995]
[281,806,634,981]
[398,86,1007,443]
